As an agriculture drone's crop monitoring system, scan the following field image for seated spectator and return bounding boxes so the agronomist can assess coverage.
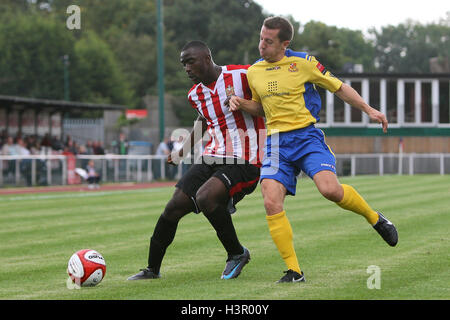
[86,159,101,189]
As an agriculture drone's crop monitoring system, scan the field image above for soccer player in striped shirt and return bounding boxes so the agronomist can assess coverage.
[128,41,265,281]
[227,17,398,283]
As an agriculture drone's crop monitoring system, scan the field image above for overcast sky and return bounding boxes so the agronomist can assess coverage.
[253,0,449,34]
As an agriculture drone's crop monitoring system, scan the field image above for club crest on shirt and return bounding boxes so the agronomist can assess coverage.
[225,85,235,97]
[288,62,298,72]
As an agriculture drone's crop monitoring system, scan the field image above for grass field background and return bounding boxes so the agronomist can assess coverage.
[0,175,449,300]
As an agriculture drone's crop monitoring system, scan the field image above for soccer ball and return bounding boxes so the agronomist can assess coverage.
[67,249,106,287]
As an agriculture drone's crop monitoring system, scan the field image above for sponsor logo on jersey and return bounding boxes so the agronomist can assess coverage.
[316,62,327,75]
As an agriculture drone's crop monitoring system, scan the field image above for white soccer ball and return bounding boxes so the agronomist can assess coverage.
[67,249,106,287]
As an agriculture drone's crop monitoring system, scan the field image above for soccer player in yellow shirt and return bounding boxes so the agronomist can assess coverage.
[227,16,398,283]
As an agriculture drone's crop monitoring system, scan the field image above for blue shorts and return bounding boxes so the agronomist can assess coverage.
[260,125,336,196]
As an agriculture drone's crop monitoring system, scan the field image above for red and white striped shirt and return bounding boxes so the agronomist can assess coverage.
[188,65,265,167]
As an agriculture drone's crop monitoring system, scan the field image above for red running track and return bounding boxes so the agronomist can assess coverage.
[0,181,177,195]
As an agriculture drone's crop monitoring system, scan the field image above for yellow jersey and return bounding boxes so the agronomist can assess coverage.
[247,49,342,135]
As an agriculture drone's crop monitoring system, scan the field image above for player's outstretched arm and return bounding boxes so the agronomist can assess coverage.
[335,83,388,133]
[225,95,265,117]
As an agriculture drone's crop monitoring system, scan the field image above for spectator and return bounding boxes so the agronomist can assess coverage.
[16,137,32,186]
[156,137,170,156]
[118,132,128,155]
[16,137,30,156]
[172,135,184,155]
[41,133,51,148]
[111,132,128,155]
[154,137,170,180]
[1,136,17,178]
[86,159,101,189]
[86,140,94,154]
[1,136,16,156]
[51,135,64,151]
[93,141,105,155]
[66,139,77,155]
[0,129,7,147]
[62,145,74,157]
[169,135,184,179]
[78,144,89,169]
[26,135,41,155]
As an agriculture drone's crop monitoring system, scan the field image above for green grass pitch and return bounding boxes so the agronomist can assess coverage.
[0,175,449,300]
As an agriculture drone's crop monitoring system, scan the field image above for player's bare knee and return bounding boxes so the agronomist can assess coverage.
[162,199,187,222]
[196,190,218,214]
[263,197,283,215]
[319,185,342,202]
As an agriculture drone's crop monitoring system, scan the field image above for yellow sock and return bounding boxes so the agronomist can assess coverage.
[266,211,301,273]
[337,184,379,225]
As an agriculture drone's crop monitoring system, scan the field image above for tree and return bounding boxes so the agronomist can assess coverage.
[0,10,133,106]
[0,0,447,116]
[104,26,157,105]
[164,0,266,65]
[294,21,375,72]
[0,13,75,100]
[370,19,450,73]
[70,31,133,105]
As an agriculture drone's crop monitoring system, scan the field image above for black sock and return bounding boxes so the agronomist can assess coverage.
[147,214,178,274]
[203,205,243,257]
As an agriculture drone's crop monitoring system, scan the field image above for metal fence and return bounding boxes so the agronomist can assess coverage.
[0,154,186,187]
[335,153,450,176]
[1,153,449,188]
[62,118,105,146]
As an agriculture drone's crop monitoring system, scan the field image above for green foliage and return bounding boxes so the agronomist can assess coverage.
[102,27,156,105]
[0,13,75,99]
[370,20,450,72]
[171,96,198,127]
[70,31,133,105]
[0,1,447,119]
[0,8,133,106]
[295,21,375,72]
[164,0,265,65]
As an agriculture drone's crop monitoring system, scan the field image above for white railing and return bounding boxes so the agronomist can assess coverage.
[335,153,450,176]
[0,154,182,187]
[0,153,449,187]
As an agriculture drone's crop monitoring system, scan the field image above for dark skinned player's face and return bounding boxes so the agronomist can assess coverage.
[180,48,209,84]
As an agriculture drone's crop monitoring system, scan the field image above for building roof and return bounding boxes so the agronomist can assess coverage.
[0,95,127,111]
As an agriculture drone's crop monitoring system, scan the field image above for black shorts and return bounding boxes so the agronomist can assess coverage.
[175,160,260,214]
